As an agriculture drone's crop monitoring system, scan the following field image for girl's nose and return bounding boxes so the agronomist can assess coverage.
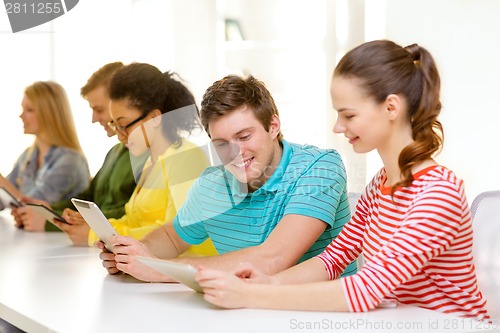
[333,119,345,134]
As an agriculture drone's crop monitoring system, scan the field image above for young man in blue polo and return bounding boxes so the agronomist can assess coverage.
[98,75,357,282]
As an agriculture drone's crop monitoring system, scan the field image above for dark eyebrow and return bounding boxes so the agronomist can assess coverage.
[211,127,254,142]
[234,128,253,136]
[211,138,227,143]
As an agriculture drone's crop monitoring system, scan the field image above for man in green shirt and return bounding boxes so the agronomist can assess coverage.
[13,62,138,240]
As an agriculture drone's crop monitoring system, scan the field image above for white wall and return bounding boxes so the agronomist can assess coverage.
[364,0,500,201]
[0,13,51,176]
[0,0,176,176]
[1,0,499,203]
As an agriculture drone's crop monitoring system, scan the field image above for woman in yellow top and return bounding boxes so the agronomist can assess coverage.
[55,63,216,257]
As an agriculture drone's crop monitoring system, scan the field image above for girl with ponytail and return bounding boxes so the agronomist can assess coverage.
[195,40,491,322]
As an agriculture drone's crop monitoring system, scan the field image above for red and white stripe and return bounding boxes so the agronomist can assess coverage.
[317,165,490,321]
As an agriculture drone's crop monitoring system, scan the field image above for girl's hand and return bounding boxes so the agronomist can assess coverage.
[232,262,274,284]
[196,266,253,309]
[11,205,46,231]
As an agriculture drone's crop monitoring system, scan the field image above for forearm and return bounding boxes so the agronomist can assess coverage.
[175,244,284,274]
[141,224,189,259]
[245,279,349,312]
[0,176,21,198]
[273,257,330,284]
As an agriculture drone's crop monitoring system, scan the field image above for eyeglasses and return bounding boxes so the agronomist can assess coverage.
[108,112,150,136]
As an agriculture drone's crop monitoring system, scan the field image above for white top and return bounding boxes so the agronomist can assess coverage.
[0,211,497,333]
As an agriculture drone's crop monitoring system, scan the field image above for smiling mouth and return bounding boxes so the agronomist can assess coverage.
[348,137,359,144]
[232,157,254,169]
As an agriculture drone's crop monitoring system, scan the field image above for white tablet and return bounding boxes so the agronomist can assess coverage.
[135,256,202,293]
[71,198,117,251]
[0,187,22,208]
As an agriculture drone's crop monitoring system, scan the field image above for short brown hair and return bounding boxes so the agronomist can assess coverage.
[80,62,124,97]
[200,75,283,141]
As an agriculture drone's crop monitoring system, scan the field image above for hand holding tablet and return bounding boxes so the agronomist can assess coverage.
[71,198,117,251]
[0,187,22,208]
[26,203,69,224]
[135,256,203,293]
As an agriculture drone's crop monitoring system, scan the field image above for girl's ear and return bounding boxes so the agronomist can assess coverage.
[385,94,403,121]
[149,109,163,126]
[269,114,281,139]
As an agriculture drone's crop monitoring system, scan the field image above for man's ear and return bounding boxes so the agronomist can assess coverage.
[385,94,403,121]
[269,114,281,138]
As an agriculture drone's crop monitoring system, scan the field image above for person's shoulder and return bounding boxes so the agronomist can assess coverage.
[185,166,229,196]
[417,165,461,184]
[170,138,196,151]
[108,142,126,153]
[288,141,343,165]
[51,146,87,163]
[199,165,225,179]
[102,143,129,162]
[52,146,82,157]
[415,165,464,193]
[16,146,32,159]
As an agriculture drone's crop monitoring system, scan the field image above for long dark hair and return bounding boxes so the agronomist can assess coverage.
[109,62,201,147]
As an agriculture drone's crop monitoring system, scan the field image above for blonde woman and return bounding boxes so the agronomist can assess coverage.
[0,81,90,229]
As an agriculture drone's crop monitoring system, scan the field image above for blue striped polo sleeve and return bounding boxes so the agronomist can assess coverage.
[283,150,348,228]
[173,176,210,245]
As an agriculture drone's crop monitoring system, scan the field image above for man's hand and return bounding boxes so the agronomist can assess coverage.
[97,235,175,282]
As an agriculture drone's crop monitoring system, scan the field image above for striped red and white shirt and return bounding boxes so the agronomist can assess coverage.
[317,165,490,321]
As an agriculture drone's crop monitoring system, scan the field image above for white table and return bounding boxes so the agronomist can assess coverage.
[0,211,498,333]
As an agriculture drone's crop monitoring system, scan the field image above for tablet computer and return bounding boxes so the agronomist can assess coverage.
[0,187,22,208]
[71,198,117,251]
[135,256,202,293]
[26,203,68,224]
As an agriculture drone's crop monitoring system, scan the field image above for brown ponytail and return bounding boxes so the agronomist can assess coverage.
[398,43,443,190]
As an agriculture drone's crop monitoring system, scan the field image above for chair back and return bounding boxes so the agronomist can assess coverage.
[470,190,500,323]
[348,192,361,215]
